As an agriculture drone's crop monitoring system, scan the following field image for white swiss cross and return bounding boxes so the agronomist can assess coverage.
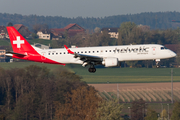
[13,36,24,48]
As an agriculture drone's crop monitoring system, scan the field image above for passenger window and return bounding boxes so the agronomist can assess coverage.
[48,53,50,55]
[60,52,62,54]
[89,51,90,53]
[97,51,99,53]
[56,53,58,55]
[93,51,95,53]
[109,50,111,52]
[85,51,87,53]
[105,50,107,52]
[52,53,54,55]
[64,52,66,54]
[81,51,83,53]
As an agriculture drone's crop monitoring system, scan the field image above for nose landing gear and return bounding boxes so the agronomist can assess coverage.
[155,59,160,68]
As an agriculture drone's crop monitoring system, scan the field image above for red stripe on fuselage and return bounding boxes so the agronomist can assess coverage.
[12,54,65,66]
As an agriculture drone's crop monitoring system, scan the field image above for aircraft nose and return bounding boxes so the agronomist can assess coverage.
[170,51,176,57]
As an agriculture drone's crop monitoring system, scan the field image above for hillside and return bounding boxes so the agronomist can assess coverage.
[0,11,180,31]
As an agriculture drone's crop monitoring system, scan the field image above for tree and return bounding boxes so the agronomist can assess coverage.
[96,99,124,120]
[160,109,168,119]
[118,22,137,45]
[99,30,111,46]
[55,86,101,120]
[171,102,180,120]
[125,61,138,68]
[94,27,101,33]
[145,108,158,120]
[131,98,147,120]
[33,24,49,33]
[7,22,13,26]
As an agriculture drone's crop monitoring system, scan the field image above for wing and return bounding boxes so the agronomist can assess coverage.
[64,45,103,62]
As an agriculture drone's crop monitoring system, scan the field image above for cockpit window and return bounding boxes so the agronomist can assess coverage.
[161,47,167,50]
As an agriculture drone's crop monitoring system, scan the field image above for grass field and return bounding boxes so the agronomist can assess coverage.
[0,40,10,46]
[0,62,180,83]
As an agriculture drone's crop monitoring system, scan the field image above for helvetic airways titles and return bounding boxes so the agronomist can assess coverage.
[114,46,149,54]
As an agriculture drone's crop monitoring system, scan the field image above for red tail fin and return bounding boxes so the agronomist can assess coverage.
[6,26,38,54]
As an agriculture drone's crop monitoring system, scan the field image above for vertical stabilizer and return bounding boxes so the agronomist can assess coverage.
[6,26,37,54]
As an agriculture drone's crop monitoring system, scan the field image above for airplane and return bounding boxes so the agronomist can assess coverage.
[5,26,176,73]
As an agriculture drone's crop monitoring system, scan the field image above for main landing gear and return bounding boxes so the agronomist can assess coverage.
[88,64,96,73]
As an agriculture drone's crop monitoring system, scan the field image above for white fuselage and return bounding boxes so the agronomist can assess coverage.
[34,44,176,65]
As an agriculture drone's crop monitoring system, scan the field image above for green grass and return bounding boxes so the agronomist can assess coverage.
[69,65,180,83]
[27,39,52,46]
[0,40,10,46]
[0,62,180,83]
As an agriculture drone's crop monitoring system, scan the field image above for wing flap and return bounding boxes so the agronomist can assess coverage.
[77,54,103,62]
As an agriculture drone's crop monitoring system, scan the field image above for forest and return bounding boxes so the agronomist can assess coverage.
[1,11,180,31]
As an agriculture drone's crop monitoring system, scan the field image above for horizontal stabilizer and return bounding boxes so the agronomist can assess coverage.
[6,51,27,57]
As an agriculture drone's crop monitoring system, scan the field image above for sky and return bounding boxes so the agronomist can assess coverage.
[0,0,180,18]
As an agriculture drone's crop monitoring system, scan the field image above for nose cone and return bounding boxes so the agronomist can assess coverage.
[170,51,177,57]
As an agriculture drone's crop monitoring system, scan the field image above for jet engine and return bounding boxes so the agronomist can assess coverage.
[102,57,119,67]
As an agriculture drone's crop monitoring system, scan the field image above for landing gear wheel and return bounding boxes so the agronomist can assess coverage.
[88,68,96,73]
[155,60,160,68]
[156,65,160,68]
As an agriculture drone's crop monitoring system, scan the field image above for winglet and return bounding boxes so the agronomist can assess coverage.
[64,45,74,54]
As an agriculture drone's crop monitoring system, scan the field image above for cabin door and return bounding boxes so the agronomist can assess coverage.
[152,47,156,55]
[41,52,46,60]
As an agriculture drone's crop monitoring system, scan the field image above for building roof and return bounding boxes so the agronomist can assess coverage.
[13,24,31,34]
[50,23,85,37]
[13,24,23,31]
[64,23,85,31]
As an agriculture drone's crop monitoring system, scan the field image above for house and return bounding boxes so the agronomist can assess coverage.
[0,26,7,39]
[101,28,119,39]
[50,23,85,40]
[13,24,31,38]
[37,29,51,40]
[0,49,6,62]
